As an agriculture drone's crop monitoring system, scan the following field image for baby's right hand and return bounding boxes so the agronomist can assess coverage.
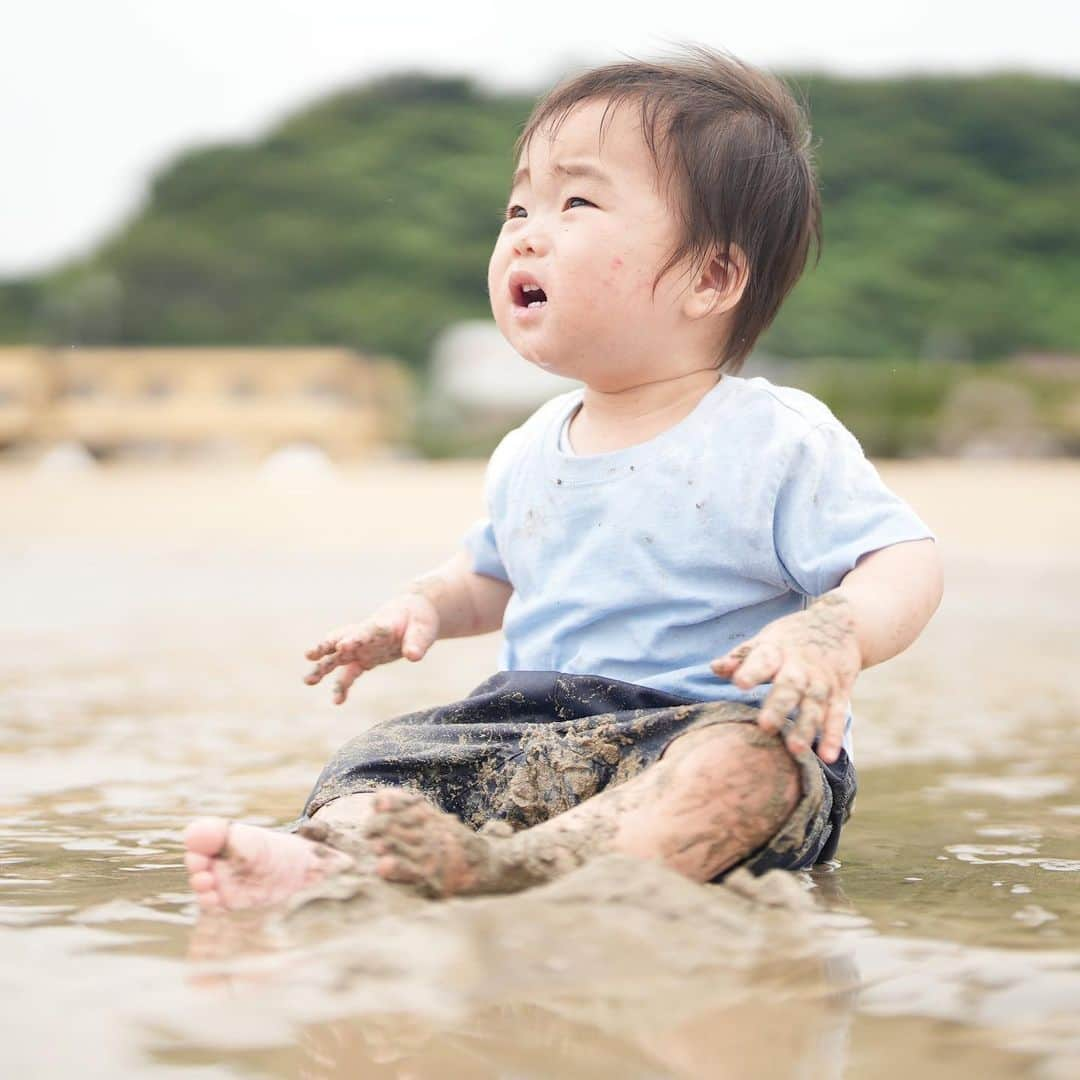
[304,594,441,704]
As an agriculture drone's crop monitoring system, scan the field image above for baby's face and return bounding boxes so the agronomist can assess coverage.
[488,97,692,389]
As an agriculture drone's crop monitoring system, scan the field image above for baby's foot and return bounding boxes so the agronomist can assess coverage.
[183,817,355,911]
[364,791,512,898]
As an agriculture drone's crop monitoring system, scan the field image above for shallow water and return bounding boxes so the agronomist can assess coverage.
[2,463,1079,1078]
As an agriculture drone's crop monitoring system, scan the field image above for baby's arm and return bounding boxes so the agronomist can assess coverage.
[825,537,943,669]
[304,549,512,704]
[711,538,943,763]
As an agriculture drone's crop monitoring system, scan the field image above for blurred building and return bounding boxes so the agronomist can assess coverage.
[0,346,411,459]
[429,321,580,416]
[415,321,580,457]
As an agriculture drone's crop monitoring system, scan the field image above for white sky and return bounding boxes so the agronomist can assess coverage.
[3,0,1077,277]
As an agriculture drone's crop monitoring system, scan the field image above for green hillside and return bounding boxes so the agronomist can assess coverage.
[2,70,1078,367]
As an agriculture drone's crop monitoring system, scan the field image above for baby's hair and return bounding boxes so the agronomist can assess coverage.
[515,43,822,372]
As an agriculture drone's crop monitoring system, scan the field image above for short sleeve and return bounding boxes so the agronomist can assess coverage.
[772,422,936,597]
[462,517,510,582]
[459,424,524,585]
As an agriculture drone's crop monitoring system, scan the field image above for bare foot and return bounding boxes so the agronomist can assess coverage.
[183,817,355,911]
[364,791,508,898]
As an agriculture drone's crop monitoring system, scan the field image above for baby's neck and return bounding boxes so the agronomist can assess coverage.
[569,368,722,456]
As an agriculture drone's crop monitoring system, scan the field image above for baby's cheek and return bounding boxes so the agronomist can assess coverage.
[613,254,656,298]
[596,255,626,295]
[624,270,656,302]
[486,251,501,296]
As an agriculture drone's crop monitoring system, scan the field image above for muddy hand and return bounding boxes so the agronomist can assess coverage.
[709,592,861,764]
[304,594,440,704]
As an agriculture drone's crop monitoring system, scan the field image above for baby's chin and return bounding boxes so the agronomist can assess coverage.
[497,333,564,375]
[521,351,581,381]
[492,316,585,381]
[524,353,561,373]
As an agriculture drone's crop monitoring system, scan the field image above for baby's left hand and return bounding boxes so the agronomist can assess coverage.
[709,593,862,764]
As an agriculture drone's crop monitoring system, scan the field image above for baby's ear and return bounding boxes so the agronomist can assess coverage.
[685,243,748,320]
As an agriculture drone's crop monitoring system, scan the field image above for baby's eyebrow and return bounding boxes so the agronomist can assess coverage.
[510,160,613,192]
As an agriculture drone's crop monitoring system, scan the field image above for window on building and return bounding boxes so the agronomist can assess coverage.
[142,378,172,399]
[228,379,257,399]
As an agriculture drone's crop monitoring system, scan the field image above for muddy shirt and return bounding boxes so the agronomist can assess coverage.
[463,374,936,758]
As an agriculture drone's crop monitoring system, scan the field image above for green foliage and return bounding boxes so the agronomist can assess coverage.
[783,359,1080,458]
[791,359,964,457]
[0,279,40,340]
[1,70,1078,368]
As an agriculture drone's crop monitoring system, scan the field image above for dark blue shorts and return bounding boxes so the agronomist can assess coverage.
[299,670,857,879]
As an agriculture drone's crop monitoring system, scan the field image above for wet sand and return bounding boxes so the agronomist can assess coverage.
[2,459,1079,1077]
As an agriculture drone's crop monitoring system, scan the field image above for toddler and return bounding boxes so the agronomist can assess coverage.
[184,46,942,909]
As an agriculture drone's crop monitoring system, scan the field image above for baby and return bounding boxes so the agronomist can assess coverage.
[184,46,942,910]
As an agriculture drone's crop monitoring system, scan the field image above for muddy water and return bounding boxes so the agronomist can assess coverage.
[2,462,1079,1078]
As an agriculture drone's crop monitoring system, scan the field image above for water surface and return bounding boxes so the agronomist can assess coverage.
[3,462,1078,1078]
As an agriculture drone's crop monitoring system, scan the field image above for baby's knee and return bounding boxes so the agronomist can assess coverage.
[669,722,801,825]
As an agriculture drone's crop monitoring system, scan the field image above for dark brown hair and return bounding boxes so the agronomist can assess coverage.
[513,44,822,372]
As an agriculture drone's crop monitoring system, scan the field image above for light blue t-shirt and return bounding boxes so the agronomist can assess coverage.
[462,374,936,758]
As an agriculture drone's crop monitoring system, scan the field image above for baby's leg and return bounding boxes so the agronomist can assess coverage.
[184,793,389,912]
[366,720,801,897]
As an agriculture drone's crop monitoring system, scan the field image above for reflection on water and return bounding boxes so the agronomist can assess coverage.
[2,464,1079,1078]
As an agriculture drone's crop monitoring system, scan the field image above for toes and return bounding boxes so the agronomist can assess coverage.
[196,889,222,911]
[185,851,211,874]
[183,820,354,913]
[370,832,426,861]
[394,806,429,828]
[190,870,216,893]
[372,791,398,812]
[184,817,230,858]
[373,790,424,813]
[376,854,421,884]
[366,806,428,836]
[366,814,424,841]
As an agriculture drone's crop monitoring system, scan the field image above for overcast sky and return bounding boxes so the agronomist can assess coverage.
[3,0,1077,277]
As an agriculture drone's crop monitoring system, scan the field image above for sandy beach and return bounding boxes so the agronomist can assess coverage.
[5,457,1079,558]
[2,457,1079,1078]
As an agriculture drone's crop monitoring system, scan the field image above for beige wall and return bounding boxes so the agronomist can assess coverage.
[0,346,412,457]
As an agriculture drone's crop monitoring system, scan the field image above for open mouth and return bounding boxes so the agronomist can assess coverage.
[512,282,548,309]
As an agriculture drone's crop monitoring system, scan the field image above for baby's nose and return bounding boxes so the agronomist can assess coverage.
[513,226,549,258]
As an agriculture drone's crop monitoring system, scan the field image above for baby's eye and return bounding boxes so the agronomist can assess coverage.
[503,197,593,221]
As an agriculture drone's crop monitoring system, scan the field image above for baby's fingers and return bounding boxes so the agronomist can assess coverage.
[731,642,783,691]
[305,626,381,675]
[817,695,849,764]
[333,662,366,705]
[787,682,829,756]
[305,625,370,662]
[756,669,807,735]
[305,636,375,683]
[710,642,754,679]
[305,637,340,662]
[304,652,345,685]
[401,612,438,662]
